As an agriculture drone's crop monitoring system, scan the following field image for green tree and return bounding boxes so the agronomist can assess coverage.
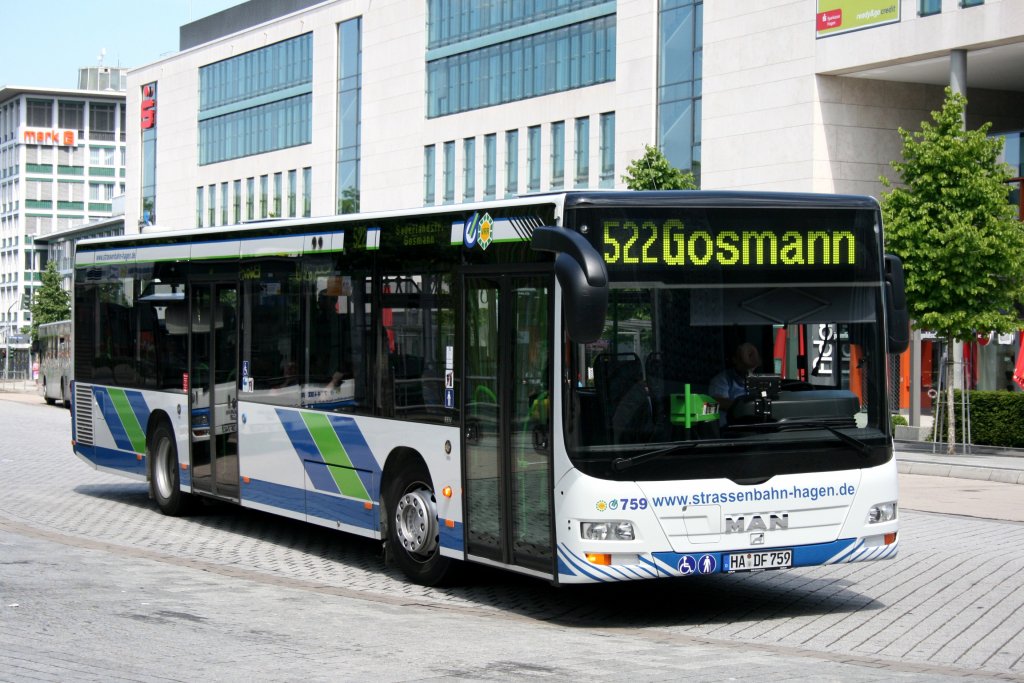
[622,144,697,190]
[880,88,1024,453]
[29,261,71,342]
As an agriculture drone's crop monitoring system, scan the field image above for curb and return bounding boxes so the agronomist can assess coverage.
[896,460,1024,485]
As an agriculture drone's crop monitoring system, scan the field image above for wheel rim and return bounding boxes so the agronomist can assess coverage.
[153,436,174,500]
[394,486,439,558]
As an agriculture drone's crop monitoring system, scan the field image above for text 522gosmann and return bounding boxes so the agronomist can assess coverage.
[601,220,857,268]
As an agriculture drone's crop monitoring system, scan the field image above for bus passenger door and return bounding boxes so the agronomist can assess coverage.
[463,273,553,577]
[189,281,240,501]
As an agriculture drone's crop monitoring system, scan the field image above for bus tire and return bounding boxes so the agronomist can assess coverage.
[44,381,56,405]
[384,463,452,586]
[149,421,194,516]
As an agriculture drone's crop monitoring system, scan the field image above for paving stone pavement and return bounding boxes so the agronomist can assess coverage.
[2,393,1023,681]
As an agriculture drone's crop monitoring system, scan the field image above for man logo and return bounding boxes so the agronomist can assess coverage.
[724,513,789,534]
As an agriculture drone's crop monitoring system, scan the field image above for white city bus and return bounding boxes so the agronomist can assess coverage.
[38,319,72,406]
[71,191,908,585]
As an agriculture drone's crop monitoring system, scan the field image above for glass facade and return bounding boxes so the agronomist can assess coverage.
[141,83,157,226]
[658,0,702,180]
[919,0,941,14]
[198,34,313,165]
[427,13,615,118]
[337,18,362,214]
[427,0,610,48]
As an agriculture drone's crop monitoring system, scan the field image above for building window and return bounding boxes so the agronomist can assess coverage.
[599,112,615,188]
[58,101,84,135]
[574,116,590,188]
[505,129,519,198]
[960,0,982,7]
[288,169,297,217]
[233,179,242,224]
[89,103,116,141]
[302,167,312,217]
[196,187,204,228]
[221,182,229,225]
[484,133,497,200]
[337,18,361,214]
[246,177,255,221]
[443,140,455,204]
[426,13,616,118]
[260,175,268,218]
[208,184,216,226]
[27,99,52,127]
[658,0,702,183]
[89,147,115,166]
[273,172,282,217]
[198,33,313,165]
[550,121,565,189]
[463,137,476,202]
[424,145,436,205]
[428,0,609,47]
[89,182,114,201]
[527,125,541,192]
[919,0,941,14]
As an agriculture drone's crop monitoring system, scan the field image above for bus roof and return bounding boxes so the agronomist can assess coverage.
[76,191,880,252]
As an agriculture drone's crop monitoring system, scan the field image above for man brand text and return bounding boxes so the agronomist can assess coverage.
[724,513,789,534]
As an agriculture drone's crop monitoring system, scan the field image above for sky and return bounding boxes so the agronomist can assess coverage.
[0,0,248,89]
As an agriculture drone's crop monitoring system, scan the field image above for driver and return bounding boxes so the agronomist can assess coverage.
[709,342,761,415]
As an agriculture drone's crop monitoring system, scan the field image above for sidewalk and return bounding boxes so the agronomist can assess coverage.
[895,442,1024,485]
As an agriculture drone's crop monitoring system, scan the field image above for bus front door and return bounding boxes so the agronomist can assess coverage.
[189,281,240,501]
[463,273,553,577]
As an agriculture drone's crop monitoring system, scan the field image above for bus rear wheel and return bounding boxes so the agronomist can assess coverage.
[385,465,452,586]
[149,421,193,516]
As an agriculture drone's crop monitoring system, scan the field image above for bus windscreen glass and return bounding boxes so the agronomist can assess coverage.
[565,206,889,481]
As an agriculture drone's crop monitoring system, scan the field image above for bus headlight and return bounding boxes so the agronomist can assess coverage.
[581,521,635,541]
[867,501,897,524]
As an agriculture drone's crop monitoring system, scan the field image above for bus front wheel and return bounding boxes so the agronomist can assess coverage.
[385,465,452,586]
[149,421,193,516]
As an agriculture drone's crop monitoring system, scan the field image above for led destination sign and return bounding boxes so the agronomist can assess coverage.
[602,220,857,268]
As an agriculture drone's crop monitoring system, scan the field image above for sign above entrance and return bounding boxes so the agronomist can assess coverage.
[816,0,899,38]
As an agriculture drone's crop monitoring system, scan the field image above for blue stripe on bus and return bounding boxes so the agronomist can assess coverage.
[76,443,147,477]
[91,387,134,452]
[439,519,464,552]
[242,478,377,530]
[274,409,338,492]
[124,390,152,434]
[328,415,382,498]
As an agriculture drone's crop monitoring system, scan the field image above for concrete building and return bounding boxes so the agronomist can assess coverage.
[123,0,1024,415]
[0,67,128,343]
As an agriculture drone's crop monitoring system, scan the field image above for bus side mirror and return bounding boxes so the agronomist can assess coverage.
[884,254,910,354]
[531,226,608,343]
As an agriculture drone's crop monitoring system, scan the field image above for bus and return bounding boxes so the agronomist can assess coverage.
[38,319,72,406]
[71,191,909,585]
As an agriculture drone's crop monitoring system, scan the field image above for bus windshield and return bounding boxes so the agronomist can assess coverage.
[563,203,890,481]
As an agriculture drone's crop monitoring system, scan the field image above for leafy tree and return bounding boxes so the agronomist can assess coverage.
[29,261,71,342]
[880,88,1024,453]
[622,144,697,190]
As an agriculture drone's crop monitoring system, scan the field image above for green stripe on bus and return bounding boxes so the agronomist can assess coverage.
[107,388,147,454]
[300,413,370,500]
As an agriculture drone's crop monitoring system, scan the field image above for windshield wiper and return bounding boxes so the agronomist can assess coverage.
[728,420,875,458]
[611,440,738,471]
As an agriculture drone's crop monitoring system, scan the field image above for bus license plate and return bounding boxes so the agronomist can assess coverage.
[728,549,792,572]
